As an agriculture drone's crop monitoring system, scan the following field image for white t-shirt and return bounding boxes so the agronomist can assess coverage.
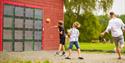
[69,27,79,42]
[105,18,125,37]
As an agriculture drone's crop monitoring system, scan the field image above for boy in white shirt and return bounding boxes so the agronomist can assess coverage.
[65,22,83,59]
[101,12,125,59]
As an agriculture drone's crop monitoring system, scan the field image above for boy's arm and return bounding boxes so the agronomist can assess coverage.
[60,31,63,35]
[60,27,64,35]
[67,32,71,38]
[67,29,71,38]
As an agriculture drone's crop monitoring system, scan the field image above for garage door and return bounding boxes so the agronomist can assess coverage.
[3,4,43,51]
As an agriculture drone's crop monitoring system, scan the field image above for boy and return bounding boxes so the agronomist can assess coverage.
[101,12,125,59]
[56,21,66,56]
[65,22,83,59]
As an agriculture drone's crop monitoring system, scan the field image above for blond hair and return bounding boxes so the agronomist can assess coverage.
[73,22,81,28]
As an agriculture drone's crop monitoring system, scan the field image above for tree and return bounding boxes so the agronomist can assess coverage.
[98,0,113,15]
[79,12,101,41]
[64,0,113,42]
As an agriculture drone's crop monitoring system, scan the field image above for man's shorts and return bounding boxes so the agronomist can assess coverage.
[68,41,80,49]
[113,35,124,48]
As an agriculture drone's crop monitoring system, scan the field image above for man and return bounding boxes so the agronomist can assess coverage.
[101,12,125,59]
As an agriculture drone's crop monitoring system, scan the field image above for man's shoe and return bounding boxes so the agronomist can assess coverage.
[118,57,121,60]
[56,52,59,55]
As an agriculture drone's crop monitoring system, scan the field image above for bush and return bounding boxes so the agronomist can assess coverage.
[79,12,101,42]
[64,12,101,42]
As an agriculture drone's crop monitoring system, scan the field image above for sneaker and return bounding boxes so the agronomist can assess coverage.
[65,57,71,59]
[118,57,121,60]
[62,52,65,56]
[56,52,59,55]
[78,57,84,59]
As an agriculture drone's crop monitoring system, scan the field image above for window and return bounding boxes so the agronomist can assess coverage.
[15,7,24,17]
[3,4,43,51]
[4,5,14,16]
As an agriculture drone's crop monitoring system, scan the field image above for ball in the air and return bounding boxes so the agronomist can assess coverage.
[46,18,51,23]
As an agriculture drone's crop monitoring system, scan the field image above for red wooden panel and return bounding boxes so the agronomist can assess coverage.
[0,0,3,51]
[4,1,41,8]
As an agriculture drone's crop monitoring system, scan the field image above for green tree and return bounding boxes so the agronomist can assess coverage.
[79,12,101,41]
[98,0,113,15]
[64,0,113,42]
[119,15,125,23]
[119,15,125,40]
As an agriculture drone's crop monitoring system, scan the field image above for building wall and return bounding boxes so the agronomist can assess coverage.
[0,0,64,51]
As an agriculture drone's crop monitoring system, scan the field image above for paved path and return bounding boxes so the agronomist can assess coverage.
[0,51,125,63]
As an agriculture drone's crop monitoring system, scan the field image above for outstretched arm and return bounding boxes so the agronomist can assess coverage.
[67,29,71,38]
[101,22,111,36]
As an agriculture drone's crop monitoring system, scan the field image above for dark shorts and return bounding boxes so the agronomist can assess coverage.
[113,35,124,48]
[60,37,65,45]
[68,41,80,49]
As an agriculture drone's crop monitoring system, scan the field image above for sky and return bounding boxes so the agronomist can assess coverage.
[64,0,125,15]
[110,0,125,15]
[97,0,125,15]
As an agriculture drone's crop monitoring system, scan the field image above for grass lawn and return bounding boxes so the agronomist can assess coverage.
[65,42,125,53]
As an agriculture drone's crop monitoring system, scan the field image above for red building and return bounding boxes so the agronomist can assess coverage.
[0,0,64,51]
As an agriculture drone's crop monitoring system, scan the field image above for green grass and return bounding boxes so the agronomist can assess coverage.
[65,42,125,53]
[80,43,114,51]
